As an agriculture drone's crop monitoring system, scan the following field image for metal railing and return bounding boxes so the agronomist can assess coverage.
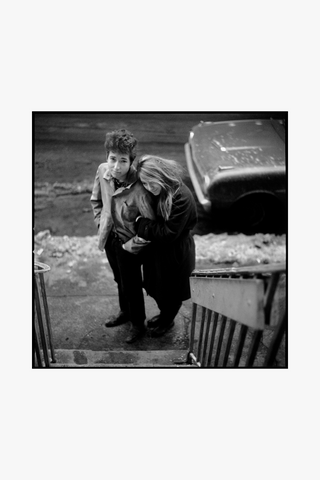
[33,261,56,367]
[187,263,287,367]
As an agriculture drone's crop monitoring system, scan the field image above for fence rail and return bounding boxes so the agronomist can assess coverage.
[187,263,287,367]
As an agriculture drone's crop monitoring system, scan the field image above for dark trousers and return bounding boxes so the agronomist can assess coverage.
[105,232,146,327]
[157,298,182,325]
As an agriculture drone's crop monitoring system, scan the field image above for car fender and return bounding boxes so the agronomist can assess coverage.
[207,166,286,209]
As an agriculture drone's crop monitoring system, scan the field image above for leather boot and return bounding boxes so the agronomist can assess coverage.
[146,314,161,329]
[105,311,129,328]
[150,321,175,337]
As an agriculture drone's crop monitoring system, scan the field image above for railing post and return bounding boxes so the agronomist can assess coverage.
[196,307,207,366]
[264,272,280,325]
[214,315,227,367]
[38,272,56,363]
[222,319,236,367]
[34,277,50,367]
[263,309,287,367]
[232,325,248,367]
[206,311,219,367]
[186,303,197,364]
[201,310,212,366]
[33,313,42,367]
[33,261,55,367]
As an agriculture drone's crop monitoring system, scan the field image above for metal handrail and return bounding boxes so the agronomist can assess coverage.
[191,262,286,277]
[33,261,56,367]
[34,261,51,273]
[187,263,287,367]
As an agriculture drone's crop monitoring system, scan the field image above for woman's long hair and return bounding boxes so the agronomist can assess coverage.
[137,155,182,220]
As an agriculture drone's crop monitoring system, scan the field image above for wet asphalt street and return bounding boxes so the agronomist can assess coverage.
[34,112,285,236]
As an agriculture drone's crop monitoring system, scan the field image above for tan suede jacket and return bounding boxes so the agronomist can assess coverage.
[90,163,155,251]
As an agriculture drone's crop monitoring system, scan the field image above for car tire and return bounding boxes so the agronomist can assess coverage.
[231,194,285,233]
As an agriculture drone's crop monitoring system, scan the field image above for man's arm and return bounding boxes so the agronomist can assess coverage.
[90,168,103,228]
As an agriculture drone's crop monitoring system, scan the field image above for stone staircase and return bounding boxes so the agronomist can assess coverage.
[34,267,196,368]
[49,349,194,368]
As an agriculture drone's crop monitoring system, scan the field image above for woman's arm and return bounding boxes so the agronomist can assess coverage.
[136,189,194,243]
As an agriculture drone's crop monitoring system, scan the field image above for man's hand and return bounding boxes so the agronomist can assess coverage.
[122,235,151,254]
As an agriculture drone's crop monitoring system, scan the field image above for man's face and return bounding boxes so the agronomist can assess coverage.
[107,150,131,182]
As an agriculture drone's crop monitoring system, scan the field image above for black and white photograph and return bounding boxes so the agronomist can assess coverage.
[3,1,319,479]
[33,112,287,368]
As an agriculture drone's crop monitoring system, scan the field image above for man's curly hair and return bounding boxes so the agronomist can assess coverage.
[104,129,138,163]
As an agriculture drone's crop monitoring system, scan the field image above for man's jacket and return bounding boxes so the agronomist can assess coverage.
[90,163,155,251]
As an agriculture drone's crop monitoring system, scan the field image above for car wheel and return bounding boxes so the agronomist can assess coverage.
[231,194,284,233]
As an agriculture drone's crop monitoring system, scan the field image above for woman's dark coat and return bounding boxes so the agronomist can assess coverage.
[136,183,197,305]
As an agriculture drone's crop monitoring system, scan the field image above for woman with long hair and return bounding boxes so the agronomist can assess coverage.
[135,155,198,337]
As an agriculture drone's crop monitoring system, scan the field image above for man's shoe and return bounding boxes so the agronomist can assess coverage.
[150,321,175,338]
[146,314,161,329]
[105,312,129,328]
[125,325,146,344]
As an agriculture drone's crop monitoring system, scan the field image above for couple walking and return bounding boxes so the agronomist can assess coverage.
[91,128,197,344]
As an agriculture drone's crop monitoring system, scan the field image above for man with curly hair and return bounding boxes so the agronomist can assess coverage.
[91,129,155,343]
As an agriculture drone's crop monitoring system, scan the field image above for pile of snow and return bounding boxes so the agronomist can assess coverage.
[35,230,286,268]
[194,232,286,267]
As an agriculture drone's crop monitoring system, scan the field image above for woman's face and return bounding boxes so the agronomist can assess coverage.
[107,150,131,182]
[140,176,162,196]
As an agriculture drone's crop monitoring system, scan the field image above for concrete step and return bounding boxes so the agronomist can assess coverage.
[48,349,194,368]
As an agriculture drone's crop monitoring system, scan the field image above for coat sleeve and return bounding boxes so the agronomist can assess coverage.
[136,190,193,243]
[90,167,103,228]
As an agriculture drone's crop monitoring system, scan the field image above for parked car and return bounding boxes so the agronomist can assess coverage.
[184,118,286,231]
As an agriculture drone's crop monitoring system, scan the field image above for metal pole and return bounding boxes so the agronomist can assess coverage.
[245,330,263,367]
[263,310,287,367]
[232,324,248,367]
[214,315,227,367]
[187,303,197,364]
[34,276,50,367]
[201,310,212,366]
[222,319,236,367]
[39,272,56,363]
[196,306,207,366]
[33,315,42,367]
[206,311,219,367]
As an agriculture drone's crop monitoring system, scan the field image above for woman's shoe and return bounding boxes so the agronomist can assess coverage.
[125,325,146,344]
[150,321,175,337]
[105,312,129,328]
[146,314,161,329]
